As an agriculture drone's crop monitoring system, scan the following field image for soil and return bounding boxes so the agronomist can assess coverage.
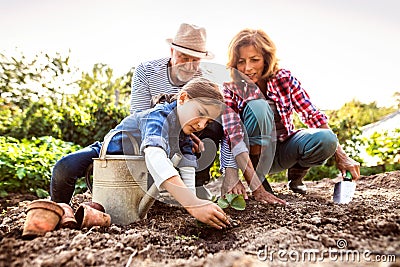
[1,171,399,267]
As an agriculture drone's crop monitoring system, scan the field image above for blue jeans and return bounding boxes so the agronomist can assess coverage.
[241,99,338,176]
[271,128,338,173]
[50,141,102,203]
[50,121,223,203]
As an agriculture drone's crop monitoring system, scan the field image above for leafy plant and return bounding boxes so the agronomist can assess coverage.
[364,129,400,171]
[0,136,82,197]
[217,193,246,211]
[0,50,79,110]
[0,52,133,147]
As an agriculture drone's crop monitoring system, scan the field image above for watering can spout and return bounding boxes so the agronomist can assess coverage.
[138,183,159,219]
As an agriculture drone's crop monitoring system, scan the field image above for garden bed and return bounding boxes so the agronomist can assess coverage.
[1,171,399,266]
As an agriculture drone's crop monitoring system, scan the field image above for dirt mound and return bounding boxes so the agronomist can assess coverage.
[1,171,399,267]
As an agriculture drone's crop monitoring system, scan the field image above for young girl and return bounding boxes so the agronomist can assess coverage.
[114,77,229,228]
[51,78,230,229]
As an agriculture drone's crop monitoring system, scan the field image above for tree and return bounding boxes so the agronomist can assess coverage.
[0,51,134,146]
[59,63,134,145]
[0,50,79,109]
[325,99,397,164]
[328,99,395,127]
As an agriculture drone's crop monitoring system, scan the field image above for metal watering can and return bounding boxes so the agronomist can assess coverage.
[89,130,158,225]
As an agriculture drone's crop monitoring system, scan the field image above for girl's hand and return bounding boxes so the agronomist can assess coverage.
[190,133,205,153]
[160,175,229,229]
[185,199,231,229]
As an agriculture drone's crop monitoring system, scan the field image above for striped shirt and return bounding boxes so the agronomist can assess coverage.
[130,58,183,113]
[220,69,329,168]
[130,57,238,169]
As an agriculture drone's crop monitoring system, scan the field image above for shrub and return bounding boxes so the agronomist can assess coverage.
[364,129,400,171]
[0,136,81,197]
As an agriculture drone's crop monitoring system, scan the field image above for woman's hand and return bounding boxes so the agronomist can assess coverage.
[318,124,361,180]
[335,146,361,180]
[185,200,231,229]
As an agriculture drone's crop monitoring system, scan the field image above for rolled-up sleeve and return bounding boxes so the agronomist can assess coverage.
[288,75,328,128]
[144,146,179,189]
[220,84,250,168]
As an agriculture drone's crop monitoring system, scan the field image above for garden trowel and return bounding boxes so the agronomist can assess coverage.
[333,171,356,204]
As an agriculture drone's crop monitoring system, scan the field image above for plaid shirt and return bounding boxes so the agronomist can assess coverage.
[221,69,328,162]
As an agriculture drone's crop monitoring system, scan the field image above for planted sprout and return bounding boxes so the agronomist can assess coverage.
[217,193,246,211]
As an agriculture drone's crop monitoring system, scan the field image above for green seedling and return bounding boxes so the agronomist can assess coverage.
[217,193,246,211]
[175,234,200,241]
[194,194,245,229]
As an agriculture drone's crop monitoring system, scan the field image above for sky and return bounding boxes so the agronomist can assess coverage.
[1,0,400,110]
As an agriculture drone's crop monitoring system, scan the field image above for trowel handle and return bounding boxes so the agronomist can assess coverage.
[343,171,352,181]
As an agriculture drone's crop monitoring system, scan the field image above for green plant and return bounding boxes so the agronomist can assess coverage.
[0,136,82,197]
[364,129,400,171]
[175,234,200,241]
[217,193,246,211]
[0,51,78,110]
[209,150,222,180]
[1,51,133,147]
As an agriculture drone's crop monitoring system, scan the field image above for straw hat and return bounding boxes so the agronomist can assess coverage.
[166,23,214,59]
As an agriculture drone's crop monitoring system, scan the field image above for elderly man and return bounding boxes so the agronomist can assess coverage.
[130,23,222,199]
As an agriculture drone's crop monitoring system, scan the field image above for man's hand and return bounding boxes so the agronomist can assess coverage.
[190,133,205,153]
[221,167,248,199]
[253,186,286,205]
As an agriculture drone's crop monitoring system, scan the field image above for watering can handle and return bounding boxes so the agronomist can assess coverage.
[99,130,141,160]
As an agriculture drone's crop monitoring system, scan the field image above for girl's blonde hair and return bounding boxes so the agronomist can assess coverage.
[227,29,279,80]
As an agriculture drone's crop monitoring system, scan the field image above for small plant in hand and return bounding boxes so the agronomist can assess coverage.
[218,193,246,228]
[195,194,245,229]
